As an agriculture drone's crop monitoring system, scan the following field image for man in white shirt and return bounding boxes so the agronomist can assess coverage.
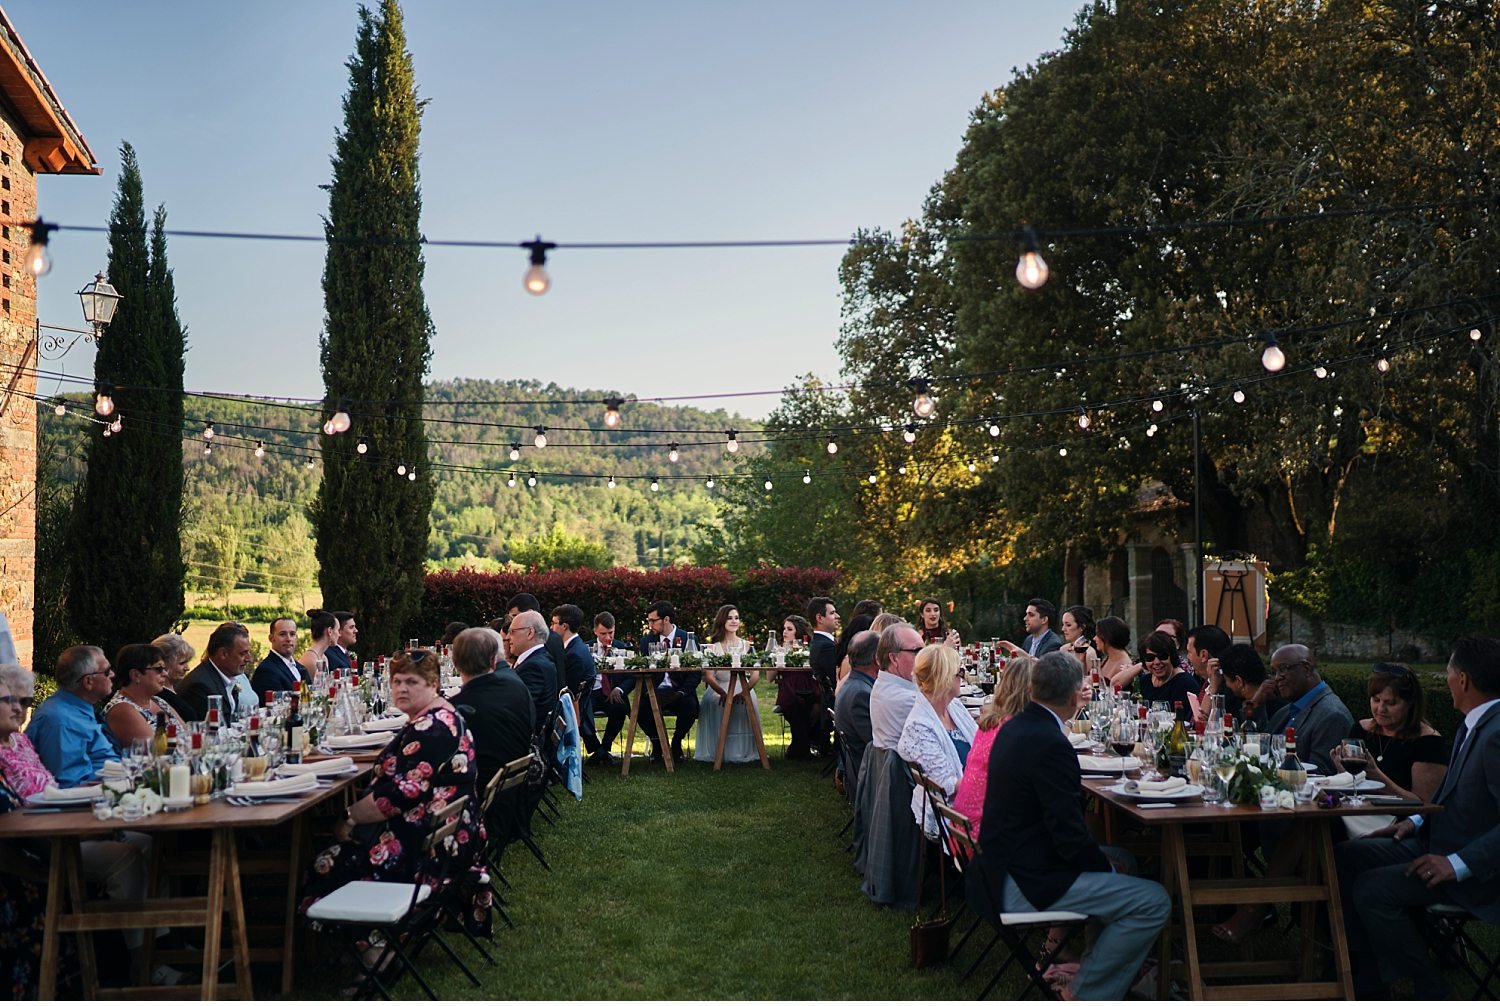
[869,622,923,750]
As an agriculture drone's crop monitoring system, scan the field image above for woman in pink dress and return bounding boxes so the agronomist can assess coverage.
[952,656,1036,838]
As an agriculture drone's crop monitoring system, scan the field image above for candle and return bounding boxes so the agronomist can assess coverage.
[1243,742,1261,760]
[168,764,190,801]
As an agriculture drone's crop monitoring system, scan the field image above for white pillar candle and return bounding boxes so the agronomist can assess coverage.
[1243,742,1261,760]
[168,764,191,801]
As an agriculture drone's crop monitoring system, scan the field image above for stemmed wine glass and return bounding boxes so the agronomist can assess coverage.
[1337,739,1370,806]
[124,737,152,790]
[1109,715,1139,778]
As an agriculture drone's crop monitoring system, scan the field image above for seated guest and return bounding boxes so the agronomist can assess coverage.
[441,621,470,647]
[149,632,197,721]
[979,651,1171,1000]
[637,600,700,763]
[250,617,304,699]
[588,612,628,765]
[833,613,875,694]
[1218,644,1282,731]
[916,598,957,646]
[954,655,1036,839]
[26,645,118,786]
[297,609,339,679]
[1266,644,1353,775]
[833,630,879,801]
[1336,637,1500,998]
[1184,624,1230,728]
[770,614,817,759]
[1339,662,1447,806]
[897,644,977,836]
[104,643,185,744]
[301,649,485,925]
[1094,616,1133,687]
[696,605,762,765]
[179,622,251,722]
[451,628,535,788]
[1135,631,1200,708]
[1152,618,1194,676]
[869,622,923,750]
[506,611,559,733]
[1059,606,1099,680]
[326,611,357,671]
[507,593,566,672]
[550,604,598,754]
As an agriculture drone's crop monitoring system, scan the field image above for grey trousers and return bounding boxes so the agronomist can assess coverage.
[1334,835,1451,997]
[998,847,1171,1000]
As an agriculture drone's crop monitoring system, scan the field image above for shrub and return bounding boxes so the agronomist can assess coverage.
[410,564,841,646]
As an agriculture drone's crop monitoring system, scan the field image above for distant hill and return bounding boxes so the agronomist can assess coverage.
[41,379,760,600]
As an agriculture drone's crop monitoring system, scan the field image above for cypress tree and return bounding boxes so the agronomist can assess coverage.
[67,142,187,655]
[314,0,434,655]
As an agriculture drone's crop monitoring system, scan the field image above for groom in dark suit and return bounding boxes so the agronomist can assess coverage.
[638,600,699,762]
[807,596,841,756]
[1337,636,1500,998]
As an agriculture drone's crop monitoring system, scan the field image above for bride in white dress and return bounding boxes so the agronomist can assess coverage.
[695,605,763,763]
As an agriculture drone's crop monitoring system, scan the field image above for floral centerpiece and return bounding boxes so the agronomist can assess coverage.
[624,654,653,670]
[97,775,167,820]
[677,651,703,668]
[1219,752,1296,808]
[782,647,809,668]
[703,651,734,668]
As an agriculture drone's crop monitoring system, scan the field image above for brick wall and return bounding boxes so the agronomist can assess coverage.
[0,101,37,670]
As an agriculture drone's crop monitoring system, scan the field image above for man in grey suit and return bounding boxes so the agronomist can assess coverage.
[1265,644,1353,775]
[1336,636,1500,998]
[834,630,879,804]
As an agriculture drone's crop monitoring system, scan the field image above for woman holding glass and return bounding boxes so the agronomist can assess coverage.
[695,605,762,764]
[298,609,340,680]
[104,643,185,745]
[1333,663,1447,835]
[1059,605,1100,680]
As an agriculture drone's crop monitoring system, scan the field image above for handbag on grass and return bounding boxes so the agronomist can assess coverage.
[909,776,953,968]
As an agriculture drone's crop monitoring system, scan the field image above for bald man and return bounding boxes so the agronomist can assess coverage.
[1265,644,1353,775]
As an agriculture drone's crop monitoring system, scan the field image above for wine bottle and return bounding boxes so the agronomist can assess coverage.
[285,695,304,765]
[1277,728,1307,789]
[152,711,170,759]
[243,715,267,781]
[1167,702,1190,776]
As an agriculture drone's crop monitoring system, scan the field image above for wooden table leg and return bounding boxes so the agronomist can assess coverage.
[745,674,771,770]
[225,831,253,1000]
[63,839,99,998]
[712,675,735,771]
[1156,825,1176,1000]
[648,681,673,773]
[39,836,64,1000]
[621,682,644,777]
[1166,825,1205,1000]
[281,814,305,995]
[1314,821,1356,999]
[201,830,226,999]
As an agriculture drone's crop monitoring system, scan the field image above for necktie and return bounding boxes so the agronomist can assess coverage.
[1435,721,1469,805]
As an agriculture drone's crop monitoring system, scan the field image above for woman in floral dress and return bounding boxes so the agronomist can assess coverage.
[301,649,487,933]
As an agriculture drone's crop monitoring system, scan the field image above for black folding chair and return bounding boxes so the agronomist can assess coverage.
[305,796,481,1000]
[1427,902,1499,998]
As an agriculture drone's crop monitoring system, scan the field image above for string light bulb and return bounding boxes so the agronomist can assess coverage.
[898,464,908,475]
[521,236,555,295]
[667,442,680,463]
[607,475,616,488]
[94,388,115,417]
[988,422,1000,437]
[527,472,537,488]
[200,442,209,454]
[1376,356,1390,373]
[1058,447,1068,457]
[802,469,812,484]
[1014,226,1049,290]
[990,452,1000,463]
[357,436,369,454]
[1232,387,1246,404]
[1147,423,1158,437]
[109,417,122,434]
[825,437,838,455]
[509,443,521,461]
[706,477,715,489]
[1259,332,1287,372]
[51,398,66,416]
[867,470,878,484]
[306,456,316,469]
[603,397,623,428]
[203,417,216,440]
[507,474,517,488]
[533,426,547,449]
[255,441,266,458]
[329,400,352,434]
[396,463,407,476]
[764,479,773,491]
[910,379,936,419]
[1314,365,1328,380]
[725,430,740,453]
[650,478,660,492]
[407,470,416,482]
[1076,408,1091,430]
[25,219,55,277]
[322,418,336,436]
[966,459,977,473]
[101,426,111,438]
[1471,326,1483,342]
[903,424,917,444]
[1151,399,1164,413]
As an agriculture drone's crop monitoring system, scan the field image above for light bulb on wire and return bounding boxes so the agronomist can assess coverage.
[990,452,1000,463]
[1376,356,1391,373]
[607,475,617,489]
[527,472,537,488]
[108,417,122,434]
[1471,326,1484,342]
[910,379,936,419]
[1259,332,1286,372]
[407,470,416,482]
[25,219,55,277]
[825,437,838,455]
[509,443,521,461]
[329,400,351,434]
[52,398,66,417]
[966,459,977,473]
[706,477,715,489]
[1232,387,1246,404]
[1151,399,1164,413]
[507,475,517,488]
[988,422,1000,438]
[1076,408,1091,430]
[903,424,917,444]
[867,471,878,484]
[764,479,773,491]
[1058,447,1068,457]
[322,418,336,436]
[603,397,623,428]
[1147,423,1158,437]
[667,443,680,463]
[533,426,547,449]
[396,463,407,476]
[203,417,216,440]
[521,236,555,295]
[1014,226,1049,290]
[1314,365,1328,380]
[101,426,111,438]
[357,436,369,454]
[802,469,812,484]
[650,478,660,492]
[254,441,266,458]
[94,388,115,417]
[725,430,740,453]
[306,456,316,469]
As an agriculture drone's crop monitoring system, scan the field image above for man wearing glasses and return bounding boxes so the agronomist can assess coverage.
[25,645,119,786]
[638,600,700,763]
[1265,643,1353,775]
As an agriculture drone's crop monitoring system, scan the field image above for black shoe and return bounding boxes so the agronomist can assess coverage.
[586,751,617,768]
[670,743,686,762]
[648,747,663,763]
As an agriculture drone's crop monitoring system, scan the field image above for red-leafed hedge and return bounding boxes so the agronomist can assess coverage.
[413,565,842,645]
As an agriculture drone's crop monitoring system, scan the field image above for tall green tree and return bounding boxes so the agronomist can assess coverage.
[314,0,434,653]
[67,142,186,655]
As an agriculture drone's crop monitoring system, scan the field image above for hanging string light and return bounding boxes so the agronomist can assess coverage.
[306,456,316,469]
[396,463,407,476]
[607,475,617,488]
[988,422,1000,437]
[329,399,352,434]
[527,472,538,487]
[108,417,122,434]
[25,219,55,277]
[1376,355,1391,373]
[802,469,812,484]
[867,470,878,484]
[1058,447,1068,456]
[903,424,917,444]
[990,452,1000,463]
[1314,364,1328,380]
[603,397,623,428]
[407,469,417,482]
[322,417,336,436]
[705,477,715,489]
[1151,399,1164,413]
[357,436,370,454]
[52,398,66,416]
[94,386,115,417]
[898,463,908,475]
[1014,225,1049,290]
[1470,326,1484,342]
[201,442,210,454]
[507,474,517,488]
[521,236,555,295]
[1076,407,1091,430]
[667,442,680,463]
[725,430,740,453]
[825,436,838,455]
[509,443,521,461]
[255,441,266,458]
[533,426,547,449]
[649,478,660,492]
[909,378,937,419]
[764,479,773,491]
[1232,387,1246,404]
[1259,332,1287,372]
[203,416,216,440]
[966,459,977,473]
[1147,423,1158,437]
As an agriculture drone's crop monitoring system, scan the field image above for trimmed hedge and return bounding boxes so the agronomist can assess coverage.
[411,565,842,645]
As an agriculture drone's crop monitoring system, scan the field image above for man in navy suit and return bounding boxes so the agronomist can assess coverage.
[807,596,841,756]
[638,600,699,762]
[326,610,356,670]
[978,651,1170,999]
[250,617,303,699]
[1337,637,1500,997]
[550,603,599,755]
[506,611,559,733]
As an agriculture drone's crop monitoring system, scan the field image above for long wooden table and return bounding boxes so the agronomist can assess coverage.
[619,667,681,776]
[0,773,362,999]
[1085,778,1438,1000]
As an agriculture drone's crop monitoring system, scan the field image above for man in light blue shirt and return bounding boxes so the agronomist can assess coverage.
[26,645,119,787]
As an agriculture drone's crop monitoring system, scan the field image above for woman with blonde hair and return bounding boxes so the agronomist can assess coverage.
[952,655,1036,839]
[896,643,978,836]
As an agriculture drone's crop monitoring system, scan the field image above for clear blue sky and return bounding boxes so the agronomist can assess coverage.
[16,1,1081,419]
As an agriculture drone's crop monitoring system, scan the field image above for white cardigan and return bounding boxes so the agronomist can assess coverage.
[896,695,978,837]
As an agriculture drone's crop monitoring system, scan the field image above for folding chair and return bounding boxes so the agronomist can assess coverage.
[305,796,482,1000]
[487,751,550,875]
[937,800,1086,1000]
[1427,903,1499,998]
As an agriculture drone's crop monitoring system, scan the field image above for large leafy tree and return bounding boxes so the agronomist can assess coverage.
[67,143,187,656]
[313,0,435,654]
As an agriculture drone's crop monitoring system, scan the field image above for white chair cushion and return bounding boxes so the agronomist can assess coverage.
[999,910,1089,925]
[306,880,430,924]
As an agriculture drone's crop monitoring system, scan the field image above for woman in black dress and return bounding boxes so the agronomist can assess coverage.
[1338,663,1447,802]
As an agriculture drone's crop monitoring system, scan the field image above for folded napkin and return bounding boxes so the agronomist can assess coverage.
[278,756,356,776]
[99,761,128,780]
[231,775,318,797]
[42,784,104,802]
[1069,733,1092,749]
[327,733,388,750]
[1138,776,1187,794]
[363,715,407,732]
[1079,755,1140,772]
[1321,771,1367,789]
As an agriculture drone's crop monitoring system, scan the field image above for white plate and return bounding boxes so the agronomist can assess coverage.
[1318,779,1385,793]
[326,733,390,750]
[1106,782,1204,802]
[162,796,194,811]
